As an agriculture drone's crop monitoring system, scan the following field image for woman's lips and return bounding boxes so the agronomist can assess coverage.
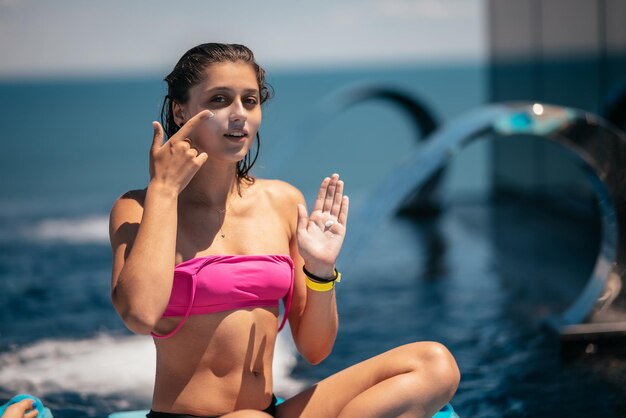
[224,131,248,142]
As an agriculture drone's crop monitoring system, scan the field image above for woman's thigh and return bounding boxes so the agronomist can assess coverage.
[276,341,458,418]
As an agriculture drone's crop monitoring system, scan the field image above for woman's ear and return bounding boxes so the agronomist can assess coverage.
[172,101,186,127]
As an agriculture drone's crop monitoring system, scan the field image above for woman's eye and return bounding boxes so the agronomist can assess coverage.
[211,96,227,103]
[244,97,259,105]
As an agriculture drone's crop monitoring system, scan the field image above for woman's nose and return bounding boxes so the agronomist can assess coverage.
[229,100,247,122]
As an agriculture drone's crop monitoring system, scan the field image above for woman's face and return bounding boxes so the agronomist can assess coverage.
[175,61,262,164]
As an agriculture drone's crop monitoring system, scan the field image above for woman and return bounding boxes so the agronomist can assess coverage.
[109,43,459,418]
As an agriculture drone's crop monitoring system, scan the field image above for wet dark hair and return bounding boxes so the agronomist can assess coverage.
[160,43,273,183]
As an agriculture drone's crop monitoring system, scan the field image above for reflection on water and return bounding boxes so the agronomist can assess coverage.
[293,195,625,417]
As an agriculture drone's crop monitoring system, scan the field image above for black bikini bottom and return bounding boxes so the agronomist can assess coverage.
[146,395,278,418]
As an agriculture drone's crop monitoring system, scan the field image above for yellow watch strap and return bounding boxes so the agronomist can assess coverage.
[305,276,335,292]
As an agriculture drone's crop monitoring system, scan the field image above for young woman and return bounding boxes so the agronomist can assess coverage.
[109,43,459,418]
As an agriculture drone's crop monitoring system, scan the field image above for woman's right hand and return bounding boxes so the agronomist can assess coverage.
[148,110,214,194]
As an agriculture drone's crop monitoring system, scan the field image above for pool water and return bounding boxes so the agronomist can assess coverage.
[1,195,625,417]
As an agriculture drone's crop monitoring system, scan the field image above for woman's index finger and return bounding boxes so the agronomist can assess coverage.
[174,110,214,141]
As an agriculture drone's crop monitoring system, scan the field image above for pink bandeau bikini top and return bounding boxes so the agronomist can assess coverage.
[151,254,295,339]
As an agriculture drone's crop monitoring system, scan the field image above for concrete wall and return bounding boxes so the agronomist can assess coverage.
[488,0,626,202]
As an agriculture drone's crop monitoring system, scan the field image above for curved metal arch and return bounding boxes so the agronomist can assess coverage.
[288,83,443,215]
[273,83,438,168]
[345,102,626,338]
[316,84,439,140]
[603,81,626,132]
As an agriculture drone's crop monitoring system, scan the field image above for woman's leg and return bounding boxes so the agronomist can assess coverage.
[277,342,460,418]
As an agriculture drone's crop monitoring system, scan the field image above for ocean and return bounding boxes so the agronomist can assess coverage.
[1,63,625,417]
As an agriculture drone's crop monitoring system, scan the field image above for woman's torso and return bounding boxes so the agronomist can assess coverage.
[147,179,295,415]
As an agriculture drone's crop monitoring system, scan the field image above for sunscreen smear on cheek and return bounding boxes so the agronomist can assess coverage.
[207,107,229,122]
[199,109,225,132]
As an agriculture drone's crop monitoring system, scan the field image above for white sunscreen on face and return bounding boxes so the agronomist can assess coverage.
[208,108,228,120]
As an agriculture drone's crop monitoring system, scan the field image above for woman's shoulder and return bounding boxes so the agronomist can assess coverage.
[109,189,147,228]
[254,178,305,204]
[119,188,147,202]
[111,188,147,211]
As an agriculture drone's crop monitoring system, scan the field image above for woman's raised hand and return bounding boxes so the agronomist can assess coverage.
[297,174,349,277]
[149,110,214,194]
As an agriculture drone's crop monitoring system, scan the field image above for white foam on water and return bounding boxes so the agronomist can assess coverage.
[0,334,155,398]
[20,215,109,244]
[0,331,306,400]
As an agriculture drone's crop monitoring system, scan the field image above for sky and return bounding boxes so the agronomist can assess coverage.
[0,0,486,79]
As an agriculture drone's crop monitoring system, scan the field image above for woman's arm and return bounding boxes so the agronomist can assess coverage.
[109,111,212,334]
[284,175,349,364]
[109,184,179,335]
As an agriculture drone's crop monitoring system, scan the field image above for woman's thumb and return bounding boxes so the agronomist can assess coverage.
[151,121,164,151]
[296,203,308,233]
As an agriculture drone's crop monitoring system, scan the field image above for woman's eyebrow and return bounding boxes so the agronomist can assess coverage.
[204,86,259,95]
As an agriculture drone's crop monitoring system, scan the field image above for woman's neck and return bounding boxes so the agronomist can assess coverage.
[178,162,242,209]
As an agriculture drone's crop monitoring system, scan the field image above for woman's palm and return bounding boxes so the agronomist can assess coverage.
[297,174,349,271]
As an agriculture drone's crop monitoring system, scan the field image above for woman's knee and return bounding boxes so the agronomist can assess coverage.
[403,341,461,396]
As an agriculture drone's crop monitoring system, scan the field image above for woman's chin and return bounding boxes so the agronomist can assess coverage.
[223,152,252,166]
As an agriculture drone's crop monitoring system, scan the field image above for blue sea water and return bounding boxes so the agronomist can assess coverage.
[1,63,625,417]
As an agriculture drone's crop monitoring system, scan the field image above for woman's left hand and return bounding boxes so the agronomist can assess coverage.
[297,174,349,277]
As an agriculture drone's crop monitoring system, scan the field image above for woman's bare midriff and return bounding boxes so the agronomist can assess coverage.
[146,179,293,415]
[151,307,279,415]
